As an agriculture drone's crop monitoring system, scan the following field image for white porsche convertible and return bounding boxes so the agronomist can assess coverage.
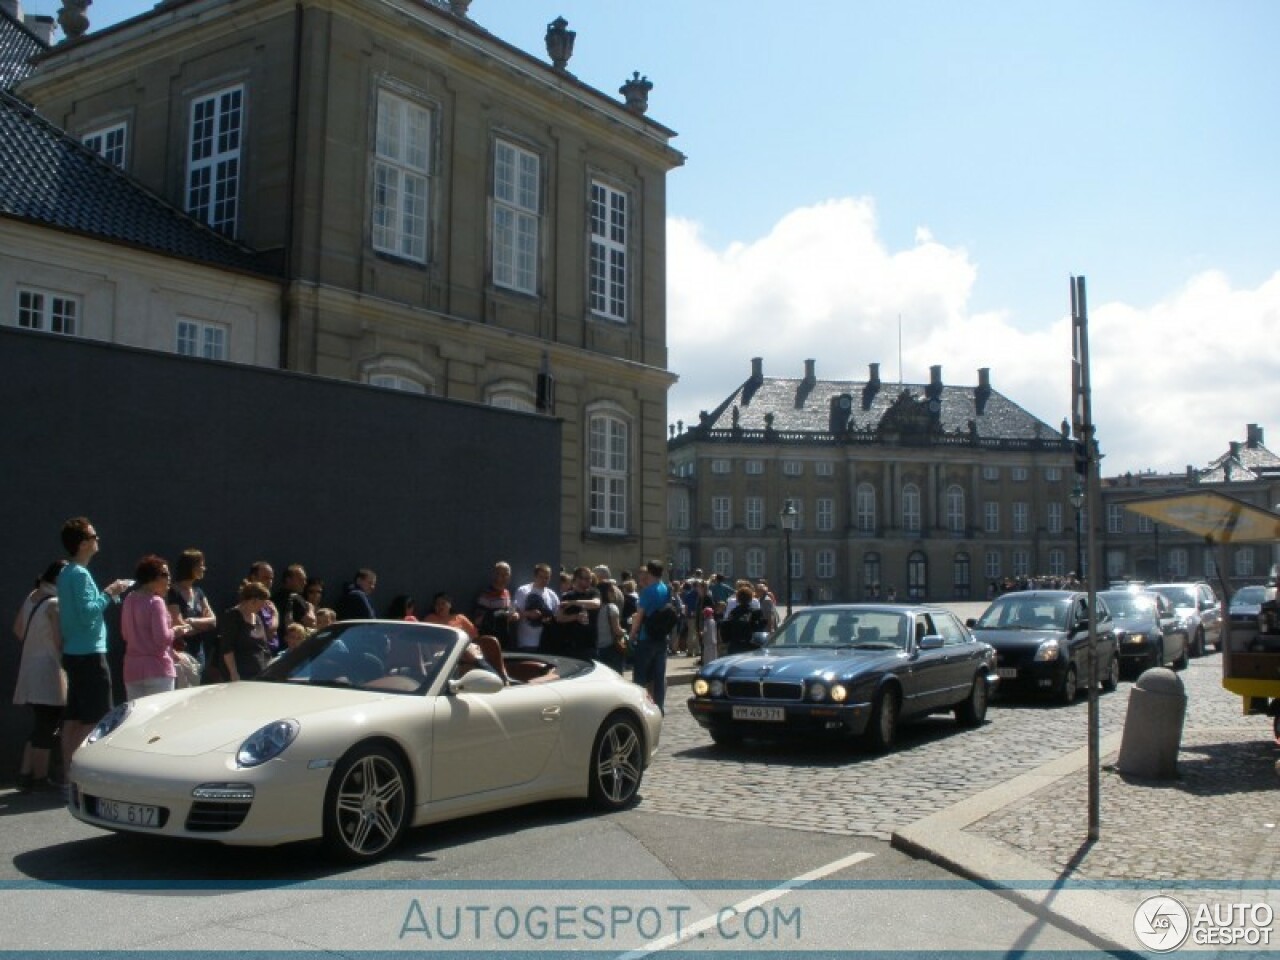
[68,621,662,861]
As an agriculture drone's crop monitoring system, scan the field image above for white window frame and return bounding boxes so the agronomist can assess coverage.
[856,483,876,532]
[744,496,764,532]
[588,179,627,322]
[788,548,804,581]
[1012,501,1029,535]
[816,548,835,580]
[711,496,731,532]
[1107,504,1125,534]
[712,548,732,578]
[1045,466,1062,482]
[493,138,540,294]
[369,374,426,394]
[1012,467,1029,482]
[187,84,244,235]
[1048,548,1065,577]
[782,460,803,476]
[984,550,1001,579]
[983,465,1000,481]
[1107,549,1127,579]
[1168,548,1188,578]
[945,484,965,533]
[1235,548,1255,577]
[816,497,834,532]
[710,459,730,475]
[176,318,228,360]
[744,459,764,475]
[669,490,689,532]
[901,483,921,533]
[485,379,536,412]
[1137,515,1154,534]
[372,88,431,263]
[745,547,766,580]
[83,121,127,168]
[815,461,835,477]
[588,410,629,534]
[984,501,999,533]
[1047,502,1063,535]
[16,287,78,336]
[1011,549,1030,578]
[1204,551,1217,577]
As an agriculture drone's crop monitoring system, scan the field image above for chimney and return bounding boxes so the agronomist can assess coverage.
[750,357,763,382]
[1230,441,1241,457]
[868,362,880,387]
[1247,423,1263,448]
[862,362,881,410]
[0,0,21,22]
[977,368,991,392]
[927,364,943,400]
[26,13,53,42]
[803,358,816,384]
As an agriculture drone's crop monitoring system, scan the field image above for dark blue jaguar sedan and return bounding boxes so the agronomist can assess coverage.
[686,605,998,751]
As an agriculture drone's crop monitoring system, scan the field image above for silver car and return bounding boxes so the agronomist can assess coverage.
[1148,582,1223,656]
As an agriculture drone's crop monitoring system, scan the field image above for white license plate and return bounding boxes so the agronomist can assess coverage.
[732,705,785,722]
[997,668,1018,679]
[96,797,159,828]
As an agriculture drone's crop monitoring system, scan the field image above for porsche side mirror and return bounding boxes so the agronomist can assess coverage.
[449,669,505,695]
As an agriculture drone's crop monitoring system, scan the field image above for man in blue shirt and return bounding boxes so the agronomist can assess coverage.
[57,517,128,783]
[628,559,672,711]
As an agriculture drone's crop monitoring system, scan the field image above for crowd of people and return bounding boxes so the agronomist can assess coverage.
[11,516,783,793]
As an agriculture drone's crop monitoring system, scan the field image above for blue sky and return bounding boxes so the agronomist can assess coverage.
[35,0,1280,475]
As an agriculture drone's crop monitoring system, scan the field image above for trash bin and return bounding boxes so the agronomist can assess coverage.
[1116,667,1187,779]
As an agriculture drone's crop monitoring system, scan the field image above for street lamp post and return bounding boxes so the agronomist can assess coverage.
[780,500,798,618]
[1069,482,1085,583]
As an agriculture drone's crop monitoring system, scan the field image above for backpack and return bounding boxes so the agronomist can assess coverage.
[645,595,681,639]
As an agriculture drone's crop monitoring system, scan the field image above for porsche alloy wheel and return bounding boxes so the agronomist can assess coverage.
[589,714,644,810]
[324,744,410,862]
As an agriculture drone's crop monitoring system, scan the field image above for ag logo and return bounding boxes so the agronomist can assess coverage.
[1134,895,1190,952]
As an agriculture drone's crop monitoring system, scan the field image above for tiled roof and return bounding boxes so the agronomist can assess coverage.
[0,6,45,89]
[0,89,272,275]
[682,373,1068,448]
[1197,441,1280,483]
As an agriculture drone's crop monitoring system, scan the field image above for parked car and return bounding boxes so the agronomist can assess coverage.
[686,604,998,752]
[967,591,1120,703]
[1148,582,1223,656]
[1229,585,1274,623]
[1099,589,1189,676]
[68,621,661,861]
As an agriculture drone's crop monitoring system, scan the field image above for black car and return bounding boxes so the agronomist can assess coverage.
[968,591,1119,703]
[686,604,998,752]
[1099,589,1189,676]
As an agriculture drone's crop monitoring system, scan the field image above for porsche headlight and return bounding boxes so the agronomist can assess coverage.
[693,678,710,697]
[1034,640,1062,662]
[86,702,132,743]
[235,719,299,768]
[830,684,848,703]
[808,682,828,702]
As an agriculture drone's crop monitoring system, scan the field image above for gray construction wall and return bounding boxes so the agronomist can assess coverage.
[0,327,561,775]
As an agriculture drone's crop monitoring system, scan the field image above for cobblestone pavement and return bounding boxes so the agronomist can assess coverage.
[643,642,1266,846]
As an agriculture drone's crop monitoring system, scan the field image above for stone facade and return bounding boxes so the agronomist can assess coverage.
[17,0,683,572]
[667,358,1076,604]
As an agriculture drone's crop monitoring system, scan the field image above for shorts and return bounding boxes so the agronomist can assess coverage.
[63,653,113,724]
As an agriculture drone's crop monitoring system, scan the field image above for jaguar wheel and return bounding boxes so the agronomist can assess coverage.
[955,675,988,727]
[863,686,900,752]
[323,743,411,862]
[588,713,644,810]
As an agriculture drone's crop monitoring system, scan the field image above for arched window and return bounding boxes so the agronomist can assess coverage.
[946,485,965,534]
[588,406,629,534]
[901,483,921,534]
[907,550,927,600]
[485,378,536,412]
[361,354,434,395]
[856,483,876,533]
[862,552,881,598]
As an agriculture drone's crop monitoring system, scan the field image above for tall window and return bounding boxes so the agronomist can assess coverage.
[1204,551,1217,577]
[744,497,763,531]
[669,490,689,531]
[176,319,228,360]
[372,89,430,262]
[187,85,243,235]
[984,550,1001,579]
[1168,548,1188,578]
[1048,548,1065,577]
[744,459,764,475]
[815,461,835,477]
[83,121,127,168]
[588,413,627,533]
[1047,502,1063,535]
[855,483,876,532]
[588,180,627,321]
[815,497,834,532]
[1107,549,1126,579]
[711,496,731,531]
[907,551,927,600]
[16,288,78,335]
[816,549,835,579]
[676,547,691,576]
[788,548,804,581]
[712,547,732,577]
[945,485,965,534]
[953,552,971,596]
[493,139,540,293]
[1011,549,1030,577]
[1107,504,1125,534]
[1012,501,1029,534]
[1235,548,1255,577]
[984,501,999,533]
[745,547,766,580]
[862,552,881,594]
[901,484,921,534]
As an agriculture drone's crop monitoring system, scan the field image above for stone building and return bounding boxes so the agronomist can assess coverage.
[667,358,1076,604]
[1099,424,1280,586]
[15,0,683,572]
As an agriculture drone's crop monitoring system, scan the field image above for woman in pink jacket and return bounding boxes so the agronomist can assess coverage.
[122,555,192,699]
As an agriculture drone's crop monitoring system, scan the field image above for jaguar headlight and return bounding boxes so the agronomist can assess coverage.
[1034,640,1062,662]
[693,678,710,697]
[235,719,300,768]
[830,684,848,703]
[808,682,828,702]
[86,702,132,743]
[709,679,725,697]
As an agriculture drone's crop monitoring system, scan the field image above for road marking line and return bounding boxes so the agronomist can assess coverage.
[615,849,876,959]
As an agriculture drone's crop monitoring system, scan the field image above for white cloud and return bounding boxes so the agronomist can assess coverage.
[667,200,1280,476]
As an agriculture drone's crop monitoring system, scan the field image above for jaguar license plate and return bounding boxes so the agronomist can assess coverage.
[732,705,785,722]
[96,797,159,827]
[997,668,1018,679]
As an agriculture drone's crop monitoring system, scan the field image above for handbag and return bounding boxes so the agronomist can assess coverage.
[173,651,202,689]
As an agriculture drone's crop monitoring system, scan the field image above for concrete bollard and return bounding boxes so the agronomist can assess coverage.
[1116,668,1187,779]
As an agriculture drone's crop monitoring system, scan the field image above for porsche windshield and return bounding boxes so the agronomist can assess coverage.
[975,597,1070,631]
[771,609,910,651]
[259,621,457,692]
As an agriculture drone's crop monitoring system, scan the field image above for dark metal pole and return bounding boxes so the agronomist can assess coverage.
[785,526,793,618]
